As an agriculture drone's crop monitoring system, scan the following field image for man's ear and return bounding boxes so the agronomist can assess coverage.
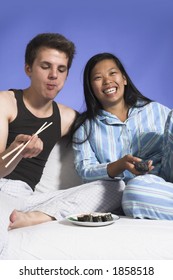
[25,64,32,76]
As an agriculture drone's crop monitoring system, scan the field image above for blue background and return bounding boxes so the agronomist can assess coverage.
[0,0,173,111]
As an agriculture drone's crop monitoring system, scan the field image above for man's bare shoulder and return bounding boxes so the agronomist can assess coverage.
[0,90,16,118]
[0,90,15,101]
[57,103,78,136]
[57,103,76,116]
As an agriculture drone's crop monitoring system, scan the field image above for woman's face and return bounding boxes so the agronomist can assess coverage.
[90,59,127,110]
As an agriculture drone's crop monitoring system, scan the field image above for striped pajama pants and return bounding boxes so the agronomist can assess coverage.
[122,110,173,220]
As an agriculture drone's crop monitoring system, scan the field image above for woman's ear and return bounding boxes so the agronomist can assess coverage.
[123,75,127,85]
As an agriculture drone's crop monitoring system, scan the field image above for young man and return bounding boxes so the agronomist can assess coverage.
[0,33,76,177]
[0,33,77,229]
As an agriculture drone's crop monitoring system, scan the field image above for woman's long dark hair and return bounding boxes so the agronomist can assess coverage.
[71,52,152,143]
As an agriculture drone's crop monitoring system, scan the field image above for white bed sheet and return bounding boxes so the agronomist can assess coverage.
[5,217,173,260]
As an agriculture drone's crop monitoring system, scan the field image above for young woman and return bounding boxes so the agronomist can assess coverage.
[72,52,173,220]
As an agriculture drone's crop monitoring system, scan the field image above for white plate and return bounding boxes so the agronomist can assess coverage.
[66,213,119,227]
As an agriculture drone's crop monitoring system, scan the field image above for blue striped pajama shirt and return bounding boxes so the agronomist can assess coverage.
[73,101,173,219]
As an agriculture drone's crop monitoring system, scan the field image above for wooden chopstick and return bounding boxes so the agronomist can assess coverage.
[2,143,24,160]
[2,121,53,168]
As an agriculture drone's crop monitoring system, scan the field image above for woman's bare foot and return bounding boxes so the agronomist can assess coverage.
[8,209,54,230]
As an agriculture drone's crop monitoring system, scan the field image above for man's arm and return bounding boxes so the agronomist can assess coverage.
[58,103,78,137]
[0,91,20,177]
[0,91,15,153]
[0,91,43,178]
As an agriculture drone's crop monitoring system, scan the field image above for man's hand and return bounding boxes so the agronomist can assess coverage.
[14,134,43,158]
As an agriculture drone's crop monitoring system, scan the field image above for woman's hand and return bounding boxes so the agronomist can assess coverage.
[123,155,154,175]
[107,154,154,178]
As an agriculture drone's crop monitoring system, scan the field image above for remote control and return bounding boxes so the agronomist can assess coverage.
[134,161,149,173]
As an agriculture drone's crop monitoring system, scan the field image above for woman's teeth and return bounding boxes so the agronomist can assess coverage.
[103,88,116,94]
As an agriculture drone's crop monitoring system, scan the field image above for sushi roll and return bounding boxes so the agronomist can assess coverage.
[77,212,113,222]
[101,212,113,222]
[77,213,93,222]
[92,214,103,222]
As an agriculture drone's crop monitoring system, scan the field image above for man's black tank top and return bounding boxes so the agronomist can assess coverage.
[5,89,61,191]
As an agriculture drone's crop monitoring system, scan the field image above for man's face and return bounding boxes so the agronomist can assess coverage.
[25,47,69,100]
